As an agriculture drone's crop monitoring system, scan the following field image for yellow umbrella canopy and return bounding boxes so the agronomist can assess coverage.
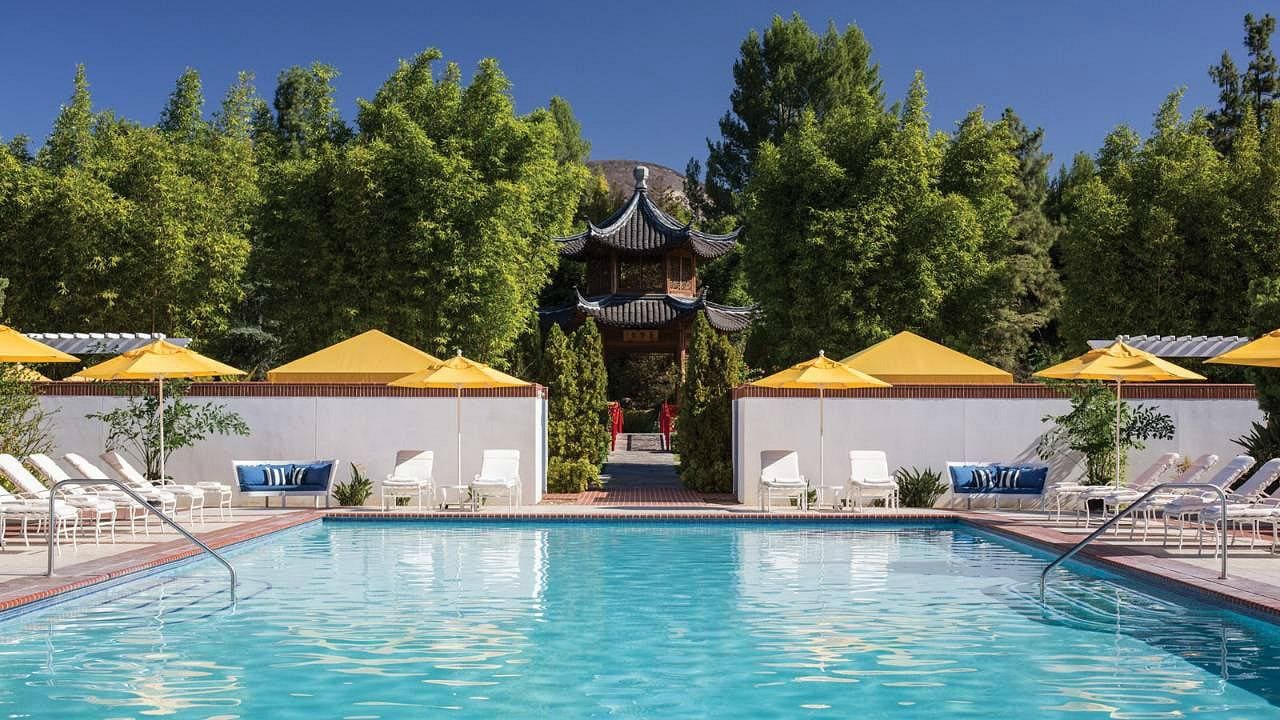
[1205,330,1280,368]
[1035,341,1205,383]
[267,329,444,383]
[753,351,890,390]
[1035,341,1203,486]
[840,331,1013,384]
[0,325,78,363]
[752,352,888,489]
[72,339,244,381]
[72,339,244,481]
[390,351,529,489]
[390,352,528,389]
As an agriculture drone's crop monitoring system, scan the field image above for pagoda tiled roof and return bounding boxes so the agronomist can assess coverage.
[538,290,755,333]
[555,166,739,260]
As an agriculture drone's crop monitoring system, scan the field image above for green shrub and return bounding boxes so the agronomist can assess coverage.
[0,364,57,462]
[1037,381,1175,485]
[894,466,948,508]
[675,313,742,493]
[332,463,373,506]
[547,457,598,493]
[1234,413,1280,464]
[88,380,249,481]
[622,408,656,433]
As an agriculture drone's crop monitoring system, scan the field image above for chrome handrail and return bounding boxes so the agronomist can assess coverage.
[46,478,237,602]
[1040,482,1227,602]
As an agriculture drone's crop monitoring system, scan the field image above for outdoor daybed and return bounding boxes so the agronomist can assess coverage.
[945,461,1049,510]
[233,459,339,507]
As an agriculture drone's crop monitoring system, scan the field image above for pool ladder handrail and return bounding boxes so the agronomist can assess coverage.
[46,478,237,602]
[1039,482,1227,603]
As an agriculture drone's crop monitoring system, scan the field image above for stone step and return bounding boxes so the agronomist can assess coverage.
[619,432,666,452]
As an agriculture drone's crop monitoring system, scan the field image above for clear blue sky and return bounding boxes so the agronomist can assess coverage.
[0,1,1266,173]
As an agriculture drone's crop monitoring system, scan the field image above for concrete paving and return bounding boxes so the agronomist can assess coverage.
[601,443,681,490]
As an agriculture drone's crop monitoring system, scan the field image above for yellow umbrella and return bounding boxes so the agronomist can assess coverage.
[841,331,1013,384]
[752,351,890,486]
[72,340,245,481]
[0,325,78,363]
[267,329,443,383]
[1034,341,1204,486]
[1205,330,1280,368]
[390,351,529,488]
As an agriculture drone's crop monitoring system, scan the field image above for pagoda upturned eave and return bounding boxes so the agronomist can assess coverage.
[553,168,740,260]
[538,290,755,333]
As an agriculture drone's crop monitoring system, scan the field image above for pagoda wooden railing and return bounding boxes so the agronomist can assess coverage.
[607,401,624,450]
[659,403,678,451]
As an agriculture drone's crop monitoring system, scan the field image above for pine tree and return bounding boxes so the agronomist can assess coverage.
[675,313,741,493]
[541,324,576,462]
[1209,13,1278,149]
[570,319,609,466]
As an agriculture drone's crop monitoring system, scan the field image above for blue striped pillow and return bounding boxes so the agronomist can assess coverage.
[996,467,1021,489]
[972,467,994,489]
[265,466,292,486]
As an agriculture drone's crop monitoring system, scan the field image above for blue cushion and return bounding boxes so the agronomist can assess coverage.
[949,464,1047,494]
[235,464,268,490]
[238,461,334,491]
[999,465,1047,493]
[948,465,985,493]
[297,461,334,489]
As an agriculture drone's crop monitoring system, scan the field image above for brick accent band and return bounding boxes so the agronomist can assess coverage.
[34,382,547,399]
[732,383,1258,400]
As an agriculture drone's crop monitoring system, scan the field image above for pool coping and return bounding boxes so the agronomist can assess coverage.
[4,507,1280,624]
[958,512,1280,622]
[0,509,323,615]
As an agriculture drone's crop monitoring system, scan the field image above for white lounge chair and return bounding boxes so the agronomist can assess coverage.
[0,477,78,548]
[1157,454,1254,548]
[1072,452,1182,527]
[845,451,899,510]
[101,451,206,524]
[1195,457,1280,551]
[1107,453,1218,540]
[29,453,149,536]
[0,453,115,544]
[470,449,521,509]
[382,450,435,509]
[759,450,808,511]
[65,453,176,533]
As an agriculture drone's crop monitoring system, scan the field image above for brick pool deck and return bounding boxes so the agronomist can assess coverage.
[4,500,1280,622]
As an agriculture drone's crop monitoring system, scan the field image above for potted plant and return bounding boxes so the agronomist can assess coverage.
[332,463,373,507]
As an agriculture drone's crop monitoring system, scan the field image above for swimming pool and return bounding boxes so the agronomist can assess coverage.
[3,521,1280,718]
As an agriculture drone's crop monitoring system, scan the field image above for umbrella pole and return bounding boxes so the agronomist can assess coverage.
[456,386,463,505]
[158,377,165,483]
[1114,379,1121,488]
[818,386,825,502]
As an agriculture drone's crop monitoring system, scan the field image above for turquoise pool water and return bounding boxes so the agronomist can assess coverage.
[3,521,1280,718]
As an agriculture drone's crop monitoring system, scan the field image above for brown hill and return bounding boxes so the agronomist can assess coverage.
[587,160,686,205]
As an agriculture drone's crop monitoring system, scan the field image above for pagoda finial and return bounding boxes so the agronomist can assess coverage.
[633,165,649,191]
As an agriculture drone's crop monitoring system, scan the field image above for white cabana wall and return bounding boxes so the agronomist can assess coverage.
[733,386,1263,507]
[38,385,548,507]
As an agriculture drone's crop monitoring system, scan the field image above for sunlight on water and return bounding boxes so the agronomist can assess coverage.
[0,522,1278,718]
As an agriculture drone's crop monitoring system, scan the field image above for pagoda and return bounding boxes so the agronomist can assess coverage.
[537,166,755,367]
